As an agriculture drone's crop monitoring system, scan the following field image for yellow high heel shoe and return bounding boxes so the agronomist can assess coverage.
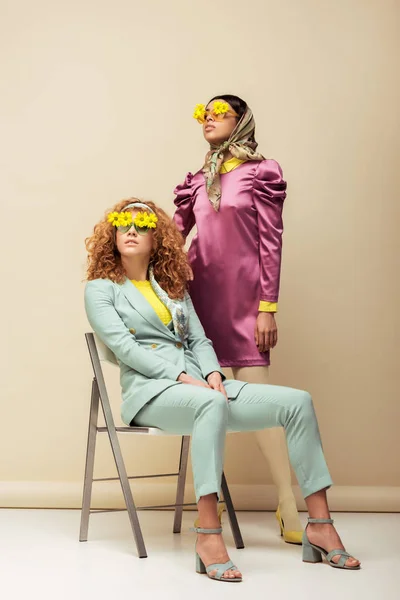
[194,502,225,528]
[276,506,303,545]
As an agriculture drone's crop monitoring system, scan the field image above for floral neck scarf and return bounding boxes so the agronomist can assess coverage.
[202,107,265,212]
[148,266,188,343]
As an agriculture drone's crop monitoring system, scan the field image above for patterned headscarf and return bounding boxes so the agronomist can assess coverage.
[148,265,188,343]
[202,106,265,211]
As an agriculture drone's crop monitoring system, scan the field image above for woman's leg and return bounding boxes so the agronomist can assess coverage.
[134,385,242,579]
[304,490,359,567]
[232,366,302,535]
[227,383,360,567]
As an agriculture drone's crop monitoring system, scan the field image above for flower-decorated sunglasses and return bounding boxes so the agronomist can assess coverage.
[193,101,239,124]
[107,202,158,235]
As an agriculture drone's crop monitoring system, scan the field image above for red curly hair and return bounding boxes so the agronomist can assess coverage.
[85,199,192,299]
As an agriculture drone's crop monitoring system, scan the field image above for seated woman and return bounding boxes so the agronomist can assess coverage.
[84,200,360,582]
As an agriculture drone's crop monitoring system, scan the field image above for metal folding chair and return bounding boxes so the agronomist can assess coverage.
[80,332,244,558]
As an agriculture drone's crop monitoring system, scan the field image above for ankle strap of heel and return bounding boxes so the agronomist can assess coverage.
[307,518,334,524]
[190,527,223,534]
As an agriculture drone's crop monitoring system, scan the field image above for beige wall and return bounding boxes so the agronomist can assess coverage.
[1,0,399,510]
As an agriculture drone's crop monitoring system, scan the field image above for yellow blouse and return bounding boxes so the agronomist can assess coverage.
[220,156,245,174]
[131,280,172,325]
[220,158,278,314]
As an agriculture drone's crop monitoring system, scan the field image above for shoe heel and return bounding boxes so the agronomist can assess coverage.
[275,511,283,536]
[303,542,322,563]
[195,552,207,574]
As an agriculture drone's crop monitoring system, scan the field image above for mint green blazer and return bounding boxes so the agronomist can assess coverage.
[84,278,246,425]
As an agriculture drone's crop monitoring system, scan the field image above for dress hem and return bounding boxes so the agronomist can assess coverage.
[219,358,271,368]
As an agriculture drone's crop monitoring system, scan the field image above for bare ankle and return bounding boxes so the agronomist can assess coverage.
[308,522,334,530]
[197,494,220,530]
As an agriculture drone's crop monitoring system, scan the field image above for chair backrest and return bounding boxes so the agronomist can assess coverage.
[93,333,118,366]
[85,332,167,436]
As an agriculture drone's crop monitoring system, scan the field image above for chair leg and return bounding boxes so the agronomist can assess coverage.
[173,436,190,533]
[86,333,147,558]
[100,401,147,558]
[79,378,99,542]
[221,472,245,549]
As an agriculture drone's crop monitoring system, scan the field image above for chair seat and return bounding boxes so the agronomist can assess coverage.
[97,426,241,436]
[97,426,169,435]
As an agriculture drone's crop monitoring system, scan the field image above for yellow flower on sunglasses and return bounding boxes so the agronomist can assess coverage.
[212,101,229,115]
[193,104,206,122]
[146,213,158,228]
[118,211,133,227]
[134,212,149,228]
[107,211,120,226]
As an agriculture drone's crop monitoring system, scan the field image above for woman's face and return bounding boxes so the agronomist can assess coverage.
[202,99,239,145]
[115,210,155,260]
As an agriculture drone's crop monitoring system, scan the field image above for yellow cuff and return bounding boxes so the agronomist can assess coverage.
[259,301,278,313]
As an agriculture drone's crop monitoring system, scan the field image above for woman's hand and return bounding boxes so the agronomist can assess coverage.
[177,372,210,388]
[207,371,228,402]
[254,313,278,353]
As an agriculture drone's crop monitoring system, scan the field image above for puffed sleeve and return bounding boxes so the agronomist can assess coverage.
[173,173,196,239]
[253,159,287,303]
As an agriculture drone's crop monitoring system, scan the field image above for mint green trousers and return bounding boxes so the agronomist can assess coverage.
[134,383,333,502]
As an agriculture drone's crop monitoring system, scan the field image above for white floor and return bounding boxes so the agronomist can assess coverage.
[0,510,398,600]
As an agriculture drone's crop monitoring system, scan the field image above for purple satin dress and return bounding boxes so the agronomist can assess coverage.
[173,159,286,367]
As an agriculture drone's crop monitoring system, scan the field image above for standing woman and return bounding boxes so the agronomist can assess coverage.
[173,94,303,543]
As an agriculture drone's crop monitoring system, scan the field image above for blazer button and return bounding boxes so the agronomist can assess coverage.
[129,328,136,334]
[151,344,158,349]
[176,342,183,349]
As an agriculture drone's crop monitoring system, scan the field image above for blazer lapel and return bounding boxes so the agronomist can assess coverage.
[119,278,175,340]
